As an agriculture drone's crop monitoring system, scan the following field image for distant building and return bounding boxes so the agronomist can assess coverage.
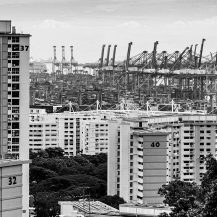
[81,120,109,155]
[29,109,143,156]
[29,110,112,156]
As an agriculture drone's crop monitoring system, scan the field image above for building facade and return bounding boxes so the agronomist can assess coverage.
[81,120,109,155]
[0,20,30,217]
[108,119,171,204]
[108,114,217,205]
[29,110,110,156]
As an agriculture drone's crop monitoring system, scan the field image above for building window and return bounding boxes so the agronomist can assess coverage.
[12,84,19,90]
[12,76,19,82]
[12,99,19,105]
[12,91,19,97]
[12,145,19,152]
[12,138,19,144]
[12,52,19,58]
[12,37,19,43]
[12,68,19,74]
[12,60,19,67]
[12,44,19,51]
[12,122,19,129]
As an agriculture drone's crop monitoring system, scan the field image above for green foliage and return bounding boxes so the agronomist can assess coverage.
[30,165,58,184]
[98,195,125,209]
[158,180,199,207]
[158,155,217,217]
[93,162,107,181]
[30,151,108,217]
[45,147,65,158]
[158,212,169,217]
[201,154,217,198]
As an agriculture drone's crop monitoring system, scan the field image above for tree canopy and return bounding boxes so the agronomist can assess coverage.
[158,154,217,217]
[29,148,123,217]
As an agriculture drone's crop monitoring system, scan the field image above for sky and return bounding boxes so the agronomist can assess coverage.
[1,0,217,63]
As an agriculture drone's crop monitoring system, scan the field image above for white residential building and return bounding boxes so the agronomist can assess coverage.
[0,20,30,217]
[108,114,217,205]
[29,110,113,156]
[108,119,171,205]
[81,120,109,155]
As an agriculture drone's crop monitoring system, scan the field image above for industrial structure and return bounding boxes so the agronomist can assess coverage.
[95,39,217,109]
[29,39,217,114]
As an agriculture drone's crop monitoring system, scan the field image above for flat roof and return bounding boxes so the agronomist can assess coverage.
[0,159,31,168]
[0,33,31,37]
[133,129,169,136]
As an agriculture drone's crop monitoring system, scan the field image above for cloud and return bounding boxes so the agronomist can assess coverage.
[33,19,71,29]
[167,16,217,29]
[95,4,118,13]
[0,0,72,5]
[118,21,143,28]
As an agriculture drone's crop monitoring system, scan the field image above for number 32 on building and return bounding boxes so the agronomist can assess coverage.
[8,176,17,185]
[151,142,160,147]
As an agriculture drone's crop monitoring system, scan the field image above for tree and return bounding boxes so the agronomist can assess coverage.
[30,149,48,159]
[158,155,217,217]
[202,180,217,217]
[30,151,109,217]
[158,180,199,207]
[201,154,217,199]
[45,147,64,158]
[34,191,74,217]
[30,165,58,184]
[93,162,107,181]
[98,195,125,209]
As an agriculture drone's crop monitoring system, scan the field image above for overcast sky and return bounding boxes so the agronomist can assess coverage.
[1,0,217,63]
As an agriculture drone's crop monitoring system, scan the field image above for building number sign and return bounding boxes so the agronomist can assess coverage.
[20,45,29,51]
[8,176,17,185]
[151,142,160,147]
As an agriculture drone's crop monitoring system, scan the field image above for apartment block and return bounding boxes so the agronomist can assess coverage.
[108,114,217,205]
[81,120,109,155]
[145,114,217,184]
[0,20,30,217]
[29,110,114,156]
[108,119,171,205]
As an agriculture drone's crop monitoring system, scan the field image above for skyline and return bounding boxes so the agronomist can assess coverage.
[1,0,217,63]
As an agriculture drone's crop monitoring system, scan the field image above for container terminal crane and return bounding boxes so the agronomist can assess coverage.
[30,39,217,113]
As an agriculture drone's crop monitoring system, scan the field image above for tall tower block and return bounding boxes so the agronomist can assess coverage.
[0,20,31,217]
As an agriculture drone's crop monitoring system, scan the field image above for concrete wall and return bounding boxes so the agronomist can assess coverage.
[0,36,8,157]
[0,162,27,217]
[19,36,30,217]
[119,123,131,202]
[107,121,119,195]
[143,133,169,204]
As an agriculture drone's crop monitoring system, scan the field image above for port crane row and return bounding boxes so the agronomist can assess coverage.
[38,40,217,107]
[90,39,217,105]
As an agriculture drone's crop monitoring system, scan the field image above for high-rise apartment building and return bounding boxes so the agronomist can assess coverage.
[108,114,217,205]
[81,119,109,155]
[29,109,128,156]
[145,114,217,184]
[108,119,171,204]
[0,20,30,217]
